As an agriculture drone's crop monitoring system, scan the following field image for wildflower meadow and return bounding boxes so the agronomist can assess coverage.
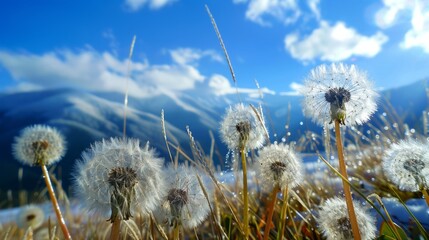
[1,5,429,240]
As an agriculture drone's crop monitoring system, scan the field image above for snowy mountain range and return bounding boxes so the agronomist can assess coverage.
[0,79,428,192]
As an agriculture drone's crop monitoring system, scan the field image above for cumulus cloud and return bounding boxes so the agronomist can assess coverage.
[279,82,303,96]
[169,48,222,65]
[233,0,319,26]
[401,1,429,53]
[0,48,217,97]
[285,21,388,62]
[375,0,429,53]
[125,0,175,10]
[208,74,275,98]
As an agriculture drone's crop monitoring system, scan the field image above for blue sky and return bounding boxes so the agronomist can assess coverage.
[0,0,428,98]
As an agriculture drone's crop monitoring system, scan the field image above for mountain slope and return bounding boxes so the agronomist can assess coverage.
[0,79,428,192]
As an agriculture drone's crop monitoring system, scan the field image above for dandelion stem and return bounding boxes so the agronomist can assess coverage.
[240,149,249,238]
[422,188,429,207]
[173,223,180,240]
[276,186,288,240]
[263,186,279,240]
[41,165,71,240]
[334,120,361,240]
[110,216,121,240]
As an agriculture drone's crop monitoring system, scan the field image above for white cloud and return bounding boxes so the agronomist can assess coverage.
[279,82,303,96]
[401,1,429,52]
[0,48,217,97]
[125,0,175,11]
[208,74,275,97]
[374,0,409,28]
[375,0,429,53]
[233,0,319,26]
[169,48,222,65]
[285,21,388,62]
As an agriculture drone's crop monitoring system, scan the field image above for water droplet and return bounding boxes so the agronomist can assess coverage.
[281,137,286,142]
[410,128,415,134]
[382,112,387,117]
[300,121,303,126]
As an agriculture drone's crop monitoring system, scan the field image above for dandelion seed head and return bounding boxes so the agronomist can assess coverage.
[74,137,165,221]
[317,197,376,240]
[300,63,377,127]
[155,164,210,230]
[17,205,45,230]
[382,139,429,192]
[13,125,66,166]
[256,143,303,190]
[220,103,266,151]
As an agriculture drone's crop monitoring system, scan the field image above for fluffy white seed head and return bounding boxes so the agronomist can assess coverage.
[382,139,429,192]
[13,125,66,166]
[155,164,211,230]
[74,137,165,221]
[17,205,45,230]
[300,63,377,127]
[317,197,376,240]
[256,143,303,190]
[220,103,266,151]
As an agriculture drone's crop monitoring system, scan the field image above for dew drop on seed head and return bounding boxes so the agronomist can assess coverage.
[281,137,286,142]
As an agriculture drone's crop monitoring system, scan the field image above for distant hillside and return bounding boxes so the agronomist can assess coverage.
[0,79,428,192]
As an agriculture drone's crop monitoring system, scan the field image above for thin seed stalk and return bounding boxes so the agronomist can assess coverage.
[173,223,180,240]
[263,186,279,240]
[276,186,288,240]
[334,120,361,240]
[41,165,71,240]
[110,216,121,240]
[368,194,401,240]
[240,149,249,238]
[422,188,429,207]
